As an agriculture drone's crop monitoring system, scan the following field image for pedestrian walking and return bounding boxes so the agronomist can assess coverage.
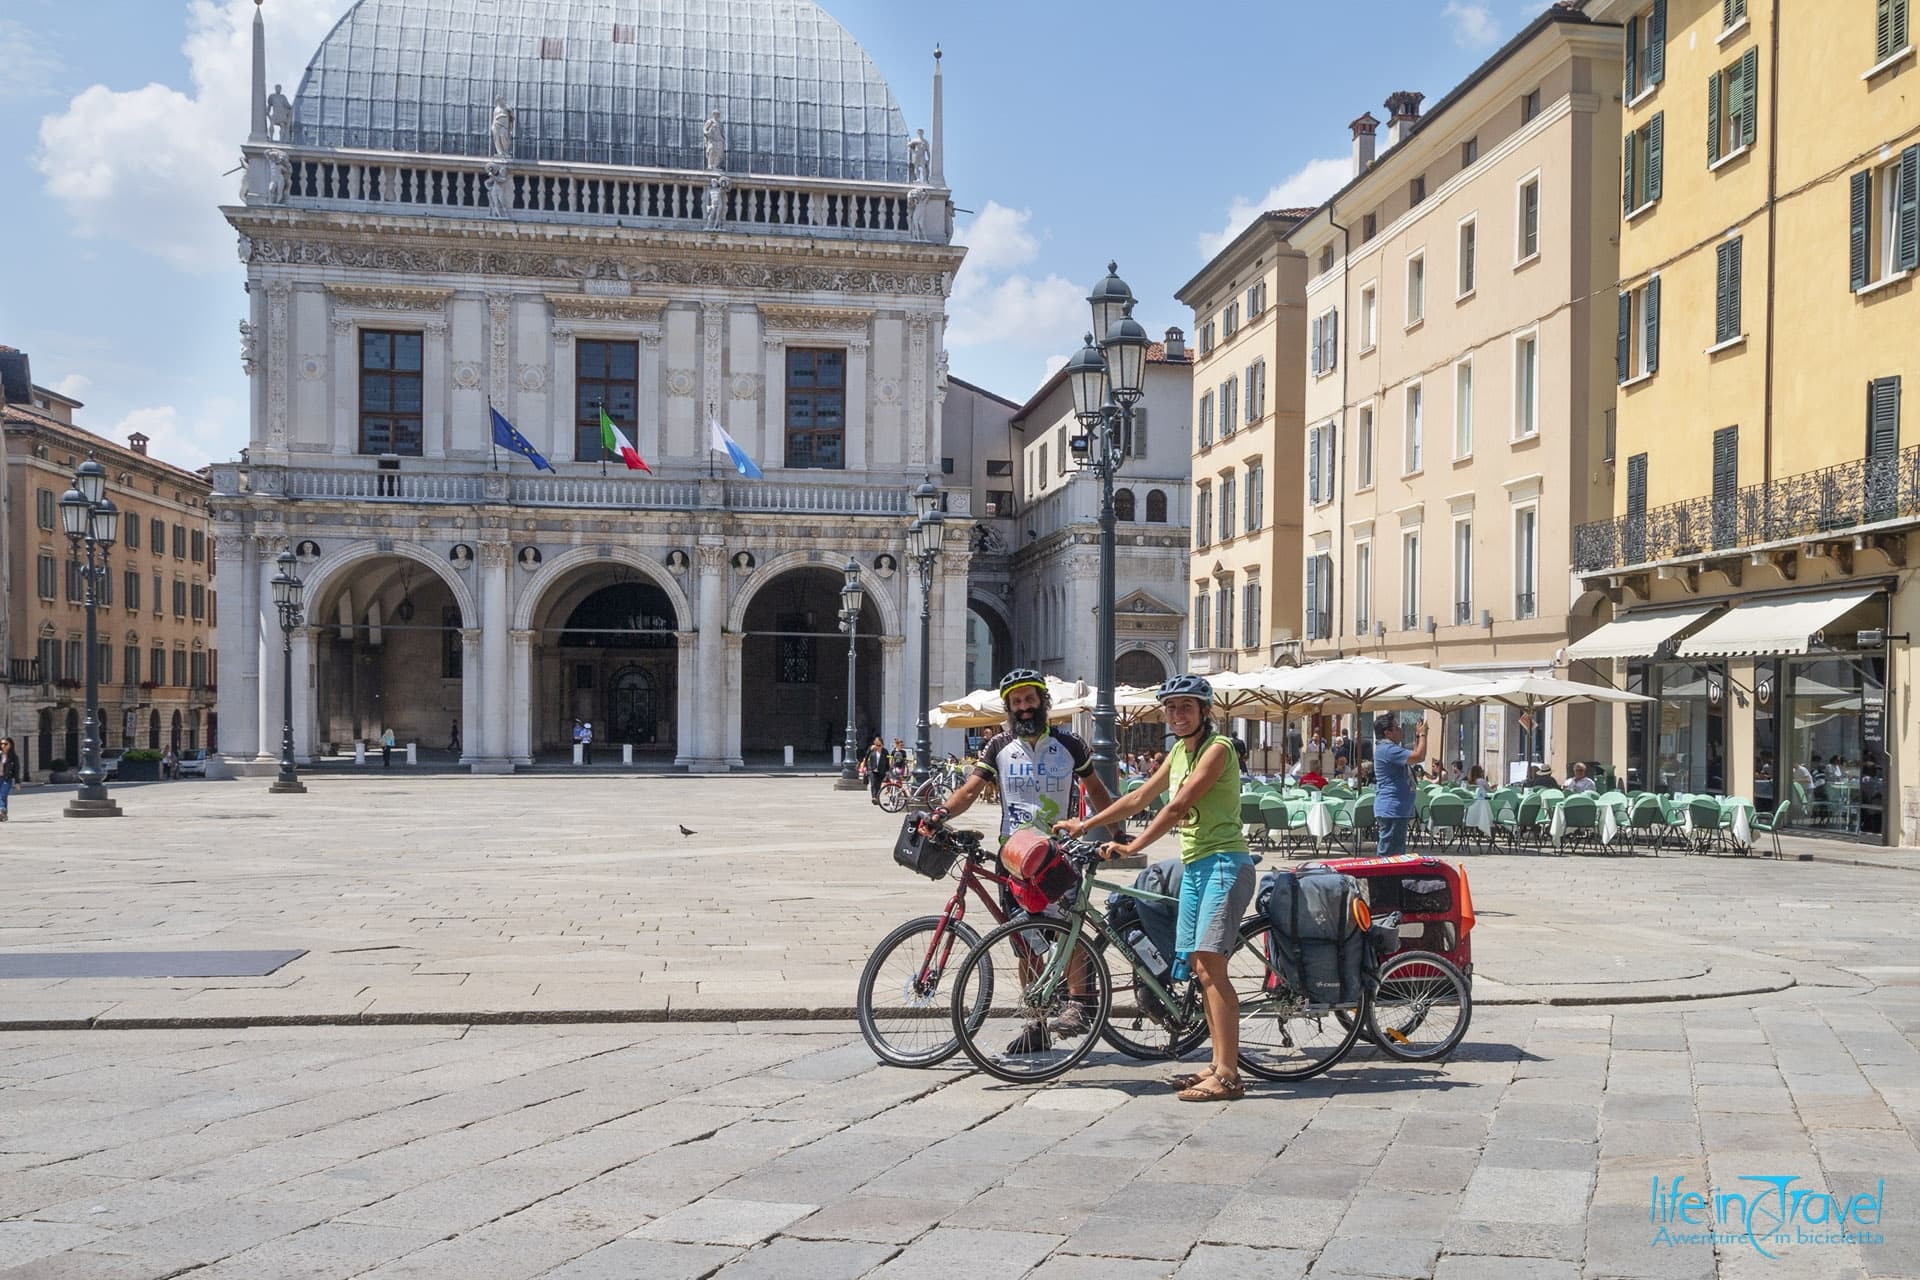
[865,735,888,805]
[161,744,177,780]
[380,727,395,768]
[580,720,593,766]
[0,737,20,821]
[448,720,461,754]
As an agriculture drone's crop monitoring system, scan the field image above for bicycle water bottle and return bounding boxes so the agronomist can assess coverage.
[1126,928,1169,980]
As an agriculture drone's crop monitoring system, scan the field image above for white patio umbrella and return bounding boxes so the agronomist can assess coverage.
[1428,673,1654,776]
[930,676,1083,730]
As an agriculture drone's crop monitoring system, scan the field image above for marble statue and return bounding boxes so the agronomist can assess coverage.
[266,83,292,141]
[490,97,515,159]
[265,149,291,204]
[485,161,512,218]
[908,128,930,183]
[703,175,729,230]
[703,108,725,170]
[239,321,257,376]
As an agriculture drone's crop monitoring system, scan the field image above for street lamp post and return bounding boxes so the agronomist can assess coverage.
[834,556,867,790]
[1065,262,1151,800]
[906,478,944,793]
[269,550,308,794]
[59,456,122,818]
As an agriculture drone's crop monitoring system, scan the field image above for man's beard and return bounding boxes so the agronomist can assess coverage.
[1010,708,1047,736]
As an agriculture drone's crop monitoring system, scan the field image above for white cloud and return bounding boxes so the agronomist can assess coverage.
[1196,156,1349,257]
[0,19,62,100]
[108,399,244,472]
[946,200,1089,394]
[1443,2,1503,50]
[956,201,1041,274]
[52,374,91,400]
[35,0,351,272]
[1042,354,1069,379]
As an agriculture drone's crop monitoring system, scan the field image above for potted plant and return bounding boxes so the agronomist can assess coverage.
[47,757,74,783]
[118,748,163,782]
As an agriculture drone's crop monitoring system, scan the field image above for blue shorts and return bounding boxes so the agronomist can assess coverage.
[1174,851,1256,976]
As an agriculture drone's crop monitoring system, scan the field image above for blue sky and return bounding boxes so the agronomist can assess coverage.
[0,0,1539,469]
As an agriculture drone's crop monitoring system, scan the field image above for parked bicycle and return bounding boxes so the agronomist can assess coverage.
[877,760,963,813]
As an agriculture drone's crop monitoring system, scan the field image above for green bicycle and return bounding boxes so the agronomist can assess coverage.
[948,837,1368,1085]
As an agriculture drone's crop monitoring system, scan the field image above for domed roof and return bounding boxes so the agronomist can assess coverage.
[291,0,913,181]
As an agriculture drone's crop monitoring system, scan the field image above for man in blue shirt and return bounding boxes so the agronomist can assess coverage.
[1372,711,1430,855]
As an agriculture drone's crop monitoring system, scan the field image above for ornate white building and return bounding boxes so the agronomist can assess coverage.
[212,0,970,770]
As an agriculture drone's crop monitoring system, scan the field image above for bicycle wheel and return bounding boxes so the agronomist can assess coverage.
[1097,940,1210,1060]
[857,915,986,1068]
[1227,921,1365,1081]
[1367,950,1471,1062]
[950,916,1109,1084]
[879,783,907,813]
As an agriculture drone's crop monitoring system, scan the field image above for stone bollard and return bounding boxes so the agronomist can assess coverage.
[354,741,366,766]
[622,743,633,765]
[405,743,417,766]
[784,745,794,767]
[832,745,843,766]
[572,743,584,766]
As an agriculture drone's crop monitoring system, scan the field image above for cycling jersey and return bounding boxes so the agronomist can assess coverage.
[971,727,1094,840]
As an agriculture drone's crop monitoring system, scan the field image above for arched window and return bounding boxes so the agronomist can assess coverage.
[64,709,80,766]
[148,710,160,750]
[1113,488,1136,521]
[37,708,53,772]
[1146,489,1169,523]
[170,711,183,750]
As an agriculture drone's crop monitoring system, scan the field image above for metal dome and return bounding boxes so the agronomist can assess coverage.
[290,0,914,181]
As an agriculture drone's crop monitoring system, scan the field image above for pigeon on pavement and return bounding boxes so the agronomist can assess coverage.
[678,824,696,837]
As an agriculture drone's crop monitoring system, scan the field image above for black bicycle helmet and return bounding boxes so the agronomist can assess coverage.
[999,668,1051,735]
[998,668,1048,701]
[1155,673,1214,706]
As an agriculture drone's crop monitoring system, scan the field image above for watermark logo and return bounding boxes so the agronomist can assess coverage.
[1650,1175,1886,1258]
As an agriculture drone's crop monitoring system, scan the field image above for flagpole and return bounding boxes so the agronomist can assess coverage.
[706,403,716,480]
[597,398,607,478]
[487,397,499,471]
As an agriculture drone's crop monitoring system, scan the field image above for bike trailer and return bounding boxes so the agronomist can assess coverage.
[1259,866,1371,1005]
[1304,854,1474,977]
[1000,828,1076,913]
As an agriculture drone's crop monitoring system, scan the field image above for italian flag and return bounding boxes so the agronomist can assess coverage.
[600,409,652,472]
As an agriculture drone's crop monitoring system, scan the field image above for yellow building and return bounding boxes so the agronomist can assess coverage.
[2,348,219,774]
[1176,210,1313,680]
[1576,0,1919,844]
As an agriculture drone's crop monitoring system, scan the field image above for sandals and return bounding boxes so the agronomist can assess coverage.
[1166,1065,1216,1090]
[1177,1072,1244,1102]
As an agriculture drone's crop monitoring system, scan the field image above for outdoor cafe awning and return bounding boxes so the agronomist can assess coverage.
[1564,605,1716,662]
[1673,587,1878,659]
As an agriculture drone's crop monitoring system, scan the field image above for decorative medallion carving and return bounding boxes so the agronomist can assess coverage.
[299,355,325,381]
[665,368,696,398]
[516,363,547,391]
[452,362,482,390]
[876,378,899,404]
[728,372,759,400]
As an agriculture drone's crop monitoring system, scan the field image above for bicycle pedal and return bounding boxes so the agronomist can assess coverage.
[1385,1028,1410,1045]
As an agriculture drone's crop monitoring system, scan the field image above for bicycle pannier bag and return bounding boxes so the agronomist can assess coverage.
[1001,829,1076,912]
[1261,867,1368,1004]
[892,815,960,880]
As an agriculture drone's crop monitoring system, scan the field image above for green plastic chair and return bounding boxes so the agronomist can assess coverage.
[1749,800,1790,859]
[1425,794,1470,852]
[1558,793,1601,851]
[1686,797,1724,853]
[1623,794,1669,853]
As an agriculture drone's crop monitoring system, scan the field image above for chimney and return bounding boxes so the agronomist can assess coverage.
[1349,112,1380,176]
[128,432,149,456]
[1162,326,1186,360]
[1385,91,1425,147]
[0,347,30,409]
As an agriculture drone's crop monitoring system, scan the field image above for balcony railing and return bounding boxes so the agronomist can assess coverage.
[1575,445,1920,572]
[276,468,914,515]
[1514,591,1537,619]
[1453,601,1473,625]
[7,659,40,684]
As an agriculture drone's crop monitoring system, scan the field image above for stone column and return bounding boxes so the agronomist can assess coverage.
[761,335,785,469]
[331,317,356,454]
[846,337,869,472]
[254,534,287,760]
[551,328,576,463]
[639,330,664,466]
[423,320,449,459]
[291,625,315,763]
[723,633,744,768]
[475,541,511,772]
[690,543,727,770]
[214,532,259,764]
[881,634,906,745]
[509,628,534,764]
[674,631,697,767]
[459,628,482,764]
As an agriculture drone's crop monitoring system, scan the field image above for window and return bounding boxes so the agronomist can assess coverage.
[190,530,204,563]
[150,647,165,685]
[124,645,139,686]
[1318,246,1335,275]
[1513,505,1539,619]
[35,488,54,530]
[1308,424,1329,505]
[1245,360,1266,424]
[1247,280,1267,316]
[1461,136,1479,167]
[1199,320,1216,356]
[1242,580,1261,650]
[1623,114,1665,214]
[1223,302,1240,337]
[1712,426,1740,548]
[1245,463,1263,533]
[986,458,1012,477]
[150,518,164,551]
[1454,358,1474,458]
[1715,237,1744,344]
[1616,278,1661,383]
[1877,0,1910,63]
[1624,2,1668,101]
[1195,485,1211,549]
[123,517,139,550]
[152,573,162,615]
[785,348,846,469]
[1453,519,1474,624]
[1127,405,1147,458]
[98,572,111,609]
[191,583,205,621]
[1709,48,1758,164]
[172,525,186,558]
[1355,542,1373,633]
[987,489,1014,516]
[1401,531,1422,631]
[66,559,82,602]
[1304,554,1333,640]
[98,645,112,686]
[124,570,140,612]
[1410,175,1427,206]
[1868,377,1902,518]
[1357,404,1376,489]
[1216,581,1234,650]
[1219,472,1236,542]
[191,652,208,688]
[1219,377,1239,437]
[1723,0,1747,31]
[1310,309,1339,375]
[358,330,424,456]
[1362,212,1377,241]
[36,553,56,599]
[1359,285,1377,350]
[1406,253,1425,325]
[1198,391,1214,447]
[1146,489,1168,522]
[1517,176,1541,261]
[1037,442,1048,489]
[1110,488,1134,522]
[172,650,188,689]
[67,640,81,681]
[172,580,188,619]
[1056,427,1068,474]
[1850,146,1920,291]
[1522,88,1542,122]
[1192,589,1211,651]
[1404,382,1424,474]
[1513,333,1540,438]
[1457,219,1477,296]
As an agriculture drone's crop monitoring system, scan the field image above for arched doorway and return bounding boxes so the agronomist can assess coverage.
[148,710,160,750]
[739,567,883,763]
[64,709,80,766]
[1116,649,1168,757]
[543,578,677,755]
[37,708,53,773]
[170,710,183,751]
[309,555,466,758]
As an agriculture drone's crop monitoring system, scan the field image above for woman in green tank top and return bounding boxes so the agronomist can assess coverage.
[1056,674,1256,1101]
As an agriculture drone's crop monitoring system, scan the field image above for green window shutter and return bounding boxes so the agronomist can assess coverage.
[1725,0,1747,25]
[1623,131,1636,214]
[1617,292,1632,383]
[1645,114,1663,202]
[1897,0,1912,55]
[1644,275,1661,373]
[1624,16,1638,93]
[1738,48,1758,149]
[1707,72,1722,165]
[1897,144,1920,273]
[1879,0,1900,61]
[1626,454,1648,520]
[1867,377,1901,461]
[1851,169,1872,291]
[1648,0,1667,84]
[1304,557,1320,640]
[1716,238,1743,343]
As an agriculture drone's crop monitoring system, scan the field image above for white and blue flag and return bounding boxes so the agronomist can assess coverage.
[708,414,764,479]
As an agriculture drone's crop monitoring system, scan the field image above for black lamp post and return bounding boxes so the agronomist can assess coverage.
[907,478,944,792]
[1065,262,1151,800]
[834,555,866,790]
[269,549,308,794]
[59,456,122,818]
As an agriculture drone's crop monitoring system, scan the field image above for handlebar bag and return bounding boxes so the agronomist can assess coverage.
[1001,829,1077,911]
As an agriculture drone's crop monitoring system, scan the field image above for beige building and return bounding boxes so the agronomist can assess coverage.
[1,348,219,774]
[1177,209,1313,676]
[1286,8,1622,780]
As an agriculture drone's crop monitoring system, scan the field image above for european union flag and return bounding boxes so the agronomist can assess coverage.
[491,407,554,472]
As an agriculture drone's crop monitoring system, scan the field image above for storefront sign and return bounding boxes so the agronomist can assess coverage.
[1862,686,1886,755]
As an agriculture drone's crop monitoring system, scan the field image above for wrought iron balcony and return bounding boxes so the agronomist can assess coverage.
[1574,445,1920,572]
[7,659,40,684]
